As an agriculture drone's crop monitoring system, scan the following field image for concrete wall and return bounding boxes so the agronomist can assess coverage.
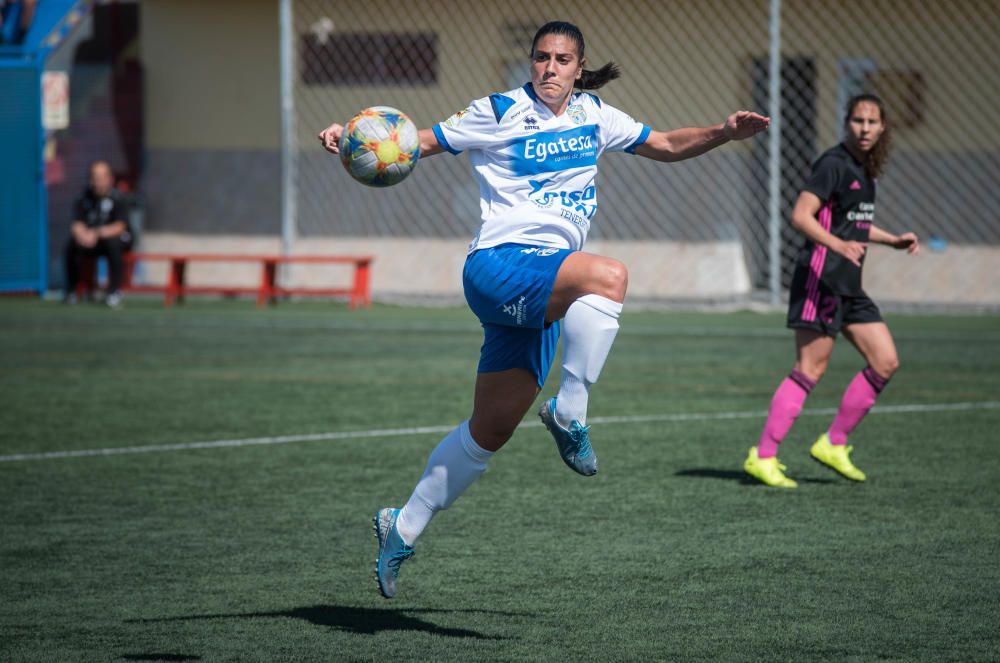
[865,245,1000,307]
[134,232,753,301]
[141,0,281,235]
[133,231,1000,307]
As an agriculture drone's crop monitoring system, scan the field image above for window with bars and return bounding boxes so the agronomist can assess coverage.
[300,31,438,86]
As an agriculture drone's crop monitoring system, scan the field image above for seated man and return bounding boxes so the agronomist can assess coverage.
[64,160,133,307]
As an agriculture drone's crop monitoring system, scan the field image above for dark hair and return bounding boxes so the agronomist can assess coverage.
[530,21,621,90]
[844,93,892,179]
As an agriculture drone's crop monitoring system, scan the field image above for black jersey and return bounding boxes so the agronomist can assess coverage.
[73,189,129,230]
[794,143,875,295]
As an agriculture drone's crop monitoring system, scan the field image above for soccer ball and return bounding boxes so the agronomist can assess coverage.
[339,106,420,187]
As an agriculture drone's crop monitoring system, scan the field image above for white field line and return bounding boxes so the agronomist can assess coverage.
[2,401,998,464]
[11,312,1000,343]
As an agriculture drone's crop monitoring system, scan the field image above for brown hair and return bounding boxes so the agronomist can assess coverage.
[844,93,892,179]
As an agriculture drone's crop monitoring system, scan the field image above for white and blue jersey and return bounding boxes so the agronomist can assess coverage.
[432,83,651,252]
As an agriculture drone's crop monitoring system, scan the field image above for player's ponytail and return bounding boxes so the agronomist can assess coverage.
[530,21,621,91]
[578,62,621,90]
[844,93,892,179]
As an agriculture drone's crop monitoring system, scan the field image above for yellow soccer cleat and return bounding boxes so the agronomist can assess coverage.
[744,446,797,488]
[810,433,866,481]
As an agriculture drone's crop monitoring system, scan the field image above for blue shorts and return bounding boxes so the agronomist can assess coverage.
[463,243,574,387]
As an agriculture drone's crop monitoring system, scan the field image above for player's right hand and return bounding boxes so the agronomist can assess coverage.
[318,123,344,154]
[724,110,770,141]
[836,239,867,267]
[895,232,920,255]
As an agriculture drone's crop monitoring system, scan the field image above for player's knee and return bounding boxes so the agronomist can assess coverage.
[468,419,515,451]
[872,356,899,379]
[595,258,628,302]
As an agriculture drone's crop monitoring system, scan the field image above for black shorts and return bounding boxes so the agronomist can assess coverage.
[786,267,882,337]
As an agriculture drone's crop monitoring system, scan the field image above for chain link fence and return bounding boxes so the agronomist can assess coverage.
[288,0,1000,305]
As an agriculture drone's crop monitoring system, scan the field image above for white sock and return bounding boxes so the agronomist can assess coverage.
[395,420,493,546]
[555,294,623,426]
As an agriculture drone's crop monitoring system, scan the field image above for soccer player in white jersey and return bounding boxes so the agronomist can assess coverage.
[319,20,770,598]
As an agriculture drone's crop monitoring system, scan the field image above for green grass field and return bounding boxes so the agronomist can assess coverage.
[2,298,998,662]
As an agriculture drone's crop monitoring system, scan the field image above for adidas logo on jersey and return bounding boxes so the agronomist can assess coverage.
[850,180,862,190]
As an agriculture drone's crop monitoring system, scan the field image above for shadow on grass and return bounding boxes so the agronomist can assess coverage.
[675,468,836,484]
[121,655,200,662]
[127,604,522,639]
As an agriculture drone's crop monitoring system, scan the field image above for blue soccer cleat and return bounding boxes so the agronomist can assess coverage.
[372,507,415,599]
[538,397,598,476]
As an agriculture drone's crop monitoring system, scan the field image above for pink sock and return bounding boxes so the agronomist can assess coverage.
[828,367,888,445]
[758,369,816,458]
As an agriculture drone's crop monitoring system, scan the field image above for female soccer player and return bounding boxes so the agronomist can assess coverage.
[744,93,919,488]
[319,20,769,597]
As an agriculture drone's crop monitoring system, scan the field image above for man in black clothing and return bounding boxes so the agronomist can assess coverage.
[64,160,133,307]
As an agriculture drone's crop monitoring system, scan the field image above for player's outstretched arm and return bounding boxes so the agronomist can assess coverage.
[417,128,444,158]
[870,225,920,255]
[634,111,770,163]
[317,123,444,158]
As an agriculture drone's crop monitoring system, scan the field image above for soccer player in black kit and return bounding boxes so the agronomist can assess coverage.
[744,94,920,488]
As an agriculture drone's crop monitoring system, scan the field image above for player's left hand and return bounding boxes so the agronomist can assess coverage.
[895,231,920,255]
[317,123,344,154]
[724,111,770,141]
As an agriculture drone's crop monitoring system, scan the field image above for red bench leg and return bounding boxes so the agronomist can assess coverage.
[166,259,186,306]
[258,260,277,307]
[122,254,136,289]
[352,260,371,309]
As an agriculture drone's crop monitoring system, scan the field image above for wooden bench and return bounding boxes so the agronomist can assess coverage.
[121,253,373,308]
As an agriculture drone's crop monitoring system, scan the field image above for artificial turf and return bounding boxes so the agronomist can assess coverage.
[1,298,998,662]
